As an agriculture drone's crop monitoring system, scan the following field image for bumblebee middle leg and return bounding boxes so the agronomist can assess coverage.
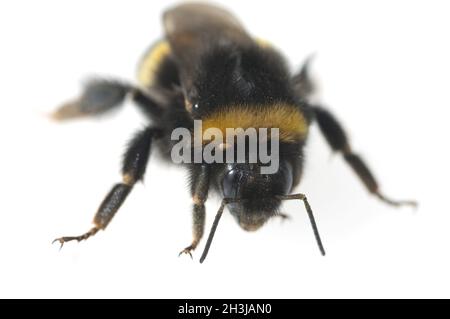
[53,127,160,247]
[179,165,210,258]
[51,78,163,121]
[311,106,417,207]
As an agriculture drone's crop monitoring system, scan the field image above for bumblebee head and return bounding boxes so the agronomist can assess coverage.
[221,160,293,231]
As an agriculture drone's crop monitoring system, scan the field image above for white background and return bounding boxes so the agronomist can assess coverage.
[0,0,449,298]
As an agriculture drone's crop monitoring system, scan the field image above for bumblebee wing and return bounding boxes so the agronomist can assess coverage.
[163,3,253,76]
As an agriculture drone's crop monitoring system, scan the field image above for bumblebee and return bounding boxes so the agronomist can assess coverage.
[52,3,416,262]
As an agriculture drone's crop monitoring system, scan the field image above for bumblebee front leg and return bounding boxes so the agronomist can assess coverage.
[179,165,210,258]
[311,106,417,207]
[53,127,159,247]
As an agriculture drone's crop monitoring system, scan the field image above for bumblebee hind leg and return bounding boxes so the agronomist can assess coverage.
[51,78,163,121]
[53,127,160,247]
[311,106,417,208]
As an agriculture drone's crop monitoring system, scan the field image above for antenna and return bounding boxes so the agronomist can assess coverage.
[200,198,237,263]
[277,194,326,256]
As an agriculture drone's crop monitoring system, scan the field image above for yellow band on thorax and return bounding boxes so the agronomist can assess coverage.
[198,104,308,143]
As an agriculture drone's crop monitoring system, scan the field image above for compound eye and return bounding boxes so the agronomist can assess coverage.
[276,160,293,195]
[222,168,242,199]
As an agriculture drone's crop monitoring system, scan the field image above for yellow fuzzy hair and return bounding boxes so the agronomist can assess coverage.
[198,104,308,143]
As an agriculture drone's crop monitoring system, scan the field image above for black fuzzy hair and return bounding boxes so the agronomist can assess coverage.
[190,43,297,118]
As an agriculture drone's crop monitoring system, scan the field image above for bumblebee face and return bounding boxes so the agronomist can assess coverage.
[221,160,293,231]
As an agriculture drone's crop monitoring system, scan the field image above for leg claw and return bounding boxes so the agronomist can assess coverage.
[52,236,83,250]
[178,245,195,259]
[52,227,99,250]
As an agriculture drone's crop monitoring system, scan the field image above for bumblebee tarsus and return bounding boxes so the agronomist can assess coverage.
[53,227,99,249]
[376,194,418,208]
